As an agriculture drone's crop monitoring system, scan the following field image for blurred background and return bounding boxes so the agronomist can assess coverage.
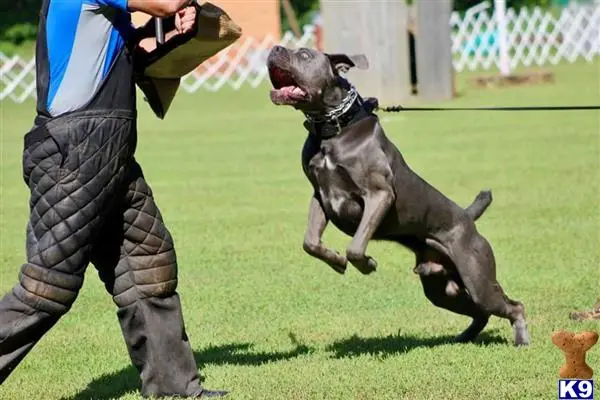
[1,0,599,104]
[0,1,599,399]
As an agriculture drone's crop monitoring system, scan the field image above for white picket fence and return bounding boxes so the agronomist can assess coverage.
[1,2,599,103]
[450,1,600,71]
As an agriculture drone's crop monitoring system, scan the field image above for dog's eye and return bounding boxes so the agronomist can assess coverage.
[300,50,311,60]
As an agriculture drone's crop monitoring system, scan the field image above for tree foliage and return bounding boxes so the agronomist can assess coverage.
[280,0,320,33]
[0,0,41,45]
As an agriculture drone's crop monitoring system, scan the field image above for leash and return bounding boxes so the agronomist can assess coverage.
[377,105,600,112]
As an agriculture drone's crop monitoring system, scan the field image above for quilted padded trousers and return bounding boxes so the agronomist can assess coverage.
[0,110,203,397]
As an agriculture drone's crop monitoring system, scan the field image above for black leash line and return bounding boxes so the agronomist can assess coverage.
[377,105,600,112]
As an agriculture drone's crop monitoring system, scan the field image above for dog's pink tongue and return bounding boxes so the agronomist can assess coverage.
[281,86,295,95]
[292,87,305,95]
[270,86,305,104]
[280,86,305,97]
[270,88,289,104]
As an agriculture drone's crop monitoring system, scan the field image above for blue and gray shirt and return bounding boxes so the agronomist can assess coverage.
[45,0,133,116]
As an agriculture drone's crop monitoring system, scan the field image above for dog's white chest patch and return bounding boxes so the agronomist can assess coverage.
[319,187,348,215]
[322,155,335,170]
[313,153,359,217]
[329,194,346,214]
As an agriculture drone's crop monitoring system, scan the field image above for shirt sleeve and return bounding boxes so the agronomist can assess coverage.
[87,0,129,12]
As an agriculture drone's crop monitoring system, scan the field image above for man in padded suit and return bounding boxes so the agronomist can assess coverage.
[0,0,228,398]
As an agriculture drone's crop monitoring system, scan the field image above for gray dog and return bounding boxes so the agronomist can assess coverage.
[266,45,530,346]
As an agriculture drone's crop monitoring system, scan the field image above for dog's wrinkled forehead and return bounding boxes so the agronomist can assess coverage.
[285,47,336,80]
[270,46,369,82]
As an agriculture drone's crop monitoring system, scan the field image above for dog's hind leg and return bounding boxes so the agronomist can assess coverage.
[420,274,490,343]
[426,235,530,346]
[416,248,489,342]
[414,188,492,296]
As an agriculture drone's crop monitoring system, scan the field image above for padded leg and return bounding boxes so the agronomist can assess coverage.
[91,161,210,397]
[0,116,135,383]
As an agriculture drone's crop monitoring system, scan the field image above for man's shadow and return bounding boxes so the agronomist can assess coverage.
[62,338,313,400]
[63,331,507,399]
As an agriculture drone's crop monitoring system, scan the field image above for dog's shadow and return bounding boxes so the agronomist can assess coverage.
[62,331,507,399]
[326,329,508,359]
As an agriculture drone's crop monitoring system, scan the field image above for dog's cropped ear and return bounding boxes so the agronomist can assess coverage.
[326,53,369,74]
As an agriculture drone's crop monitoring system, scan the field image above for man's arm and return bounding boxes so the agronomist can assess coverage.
[89,0,190,17]
[127,0,192,17]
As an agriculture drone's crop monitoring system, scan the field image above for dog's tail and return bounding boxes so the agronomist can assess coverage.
[465,190,493,221]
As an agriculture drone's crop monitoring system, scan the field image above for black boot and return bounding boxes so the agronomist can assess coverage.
[117,294,219,397]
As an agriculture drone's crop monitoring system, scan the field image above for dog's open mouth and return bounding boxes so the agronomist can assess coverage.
[268,65,307,105]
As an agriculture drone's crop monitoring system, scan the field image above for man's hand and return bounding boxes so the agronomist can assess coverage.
[175,6,196,34]
[133,3,196,53]
[128,0,192,18]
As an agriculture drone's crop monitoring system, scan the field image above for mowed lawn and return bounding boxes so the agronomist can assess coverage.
[0,61,599,400]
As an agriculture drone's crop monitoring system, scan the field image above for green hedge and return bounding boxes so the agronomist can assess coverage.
[0,1,41,41]
[0,0,41,55]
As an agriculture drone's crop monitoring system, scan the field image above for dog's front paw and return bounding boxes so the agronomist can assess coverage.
[346,251,377,275]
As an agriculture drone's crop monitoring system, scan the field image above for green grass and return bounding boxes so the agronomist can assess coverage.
[1,60,599,400]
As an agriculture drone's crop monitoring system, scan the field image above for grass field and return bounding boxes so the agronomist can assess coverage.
[0,61,599,400]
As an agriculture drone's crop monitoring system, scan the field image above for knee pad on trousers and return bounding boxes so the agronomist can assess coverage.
[14,263,83,315]
[112,249,178,308]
